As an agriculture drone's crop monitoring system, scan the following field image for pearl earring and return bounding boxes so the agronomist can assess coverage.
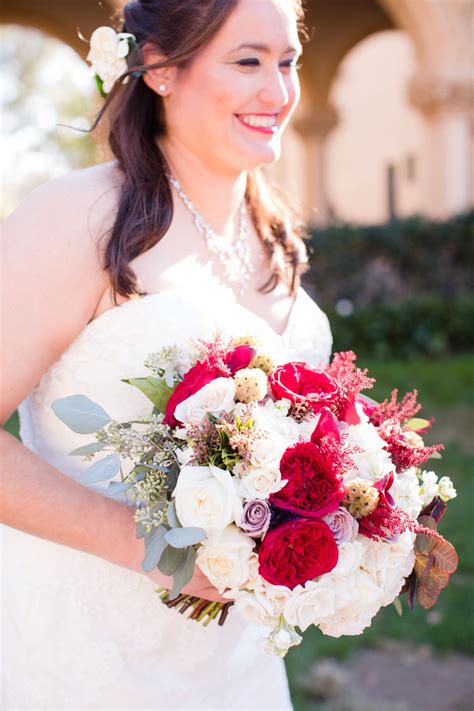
[159,84,167,92]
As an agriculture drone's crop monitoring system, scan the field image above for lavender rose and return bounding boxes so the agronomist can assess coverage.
[241,500,272,538]
[323,506,359,543]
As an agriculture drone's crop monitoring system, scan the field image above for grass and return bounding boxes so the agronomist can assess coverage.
[285,355,474,710]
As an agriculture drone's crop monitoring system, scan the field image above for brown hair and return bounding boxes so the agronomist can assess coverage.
[92,0,308,301]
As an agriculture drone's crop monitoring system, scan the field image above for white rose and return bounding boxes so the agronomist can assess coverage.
[256,403,300,443]
[196,524,255,594]
[238,467,285,500]
[250,430,285,470]
[284,577,337,632]
[172,464,243,532]
[438,476,457,501]
[174,377,236,425]
[419,470,439,506]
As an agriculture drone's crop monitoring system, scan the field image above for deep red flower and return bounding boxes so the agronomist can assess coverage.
[163,360,222,427]
[258,518,339,589]
[224,344,255,374]
[269,361,359,424]
[270,441,345,517]
[310,407,341,447]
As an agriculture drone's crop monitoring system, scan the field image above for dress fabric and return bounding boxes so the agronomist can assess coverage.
[2,287,332,711]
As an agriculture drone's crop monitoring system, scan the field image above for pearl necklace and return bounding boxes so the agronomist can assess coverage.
[168,175,253,294]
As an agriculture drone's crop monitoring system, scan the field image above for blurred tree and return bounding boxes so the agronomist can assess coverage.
[1,24,97,217]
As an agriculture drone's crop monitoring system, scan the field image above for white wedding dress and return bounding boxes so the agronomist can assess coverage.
[2,286,332,711]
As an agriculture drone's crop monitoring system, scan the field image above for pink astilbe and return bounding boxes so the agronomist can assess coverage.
[368,388,422,428]
[309,407,356,477]
[358,495,445,543]
[325,351,375,399]
[192,331,255,376]
[377,419,444,473]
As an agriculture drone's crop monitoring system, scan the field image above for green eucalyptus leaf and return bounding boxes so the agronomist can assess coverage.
[107,480,134,496]
[166,462,180,493]
[81,454,121,484]
[169,546,197,600]
[69,442,105,456]
[165,527,206,549]
[121,377,174,413]
[136,522,146,539]
[166,500,180,528]
[52,395,111,434]
[142,525,168,573]
[158,545,185,576]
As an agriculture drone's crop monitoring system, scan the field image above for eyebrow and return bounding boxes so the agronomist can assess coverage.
[233,43,301,54]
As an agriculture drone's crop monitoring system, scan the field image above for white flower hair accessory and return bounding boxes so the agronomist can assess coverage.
[86,26,137,96]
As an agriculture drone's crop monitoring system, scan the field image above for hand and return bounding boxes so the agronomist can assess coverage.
[147,564,229,603]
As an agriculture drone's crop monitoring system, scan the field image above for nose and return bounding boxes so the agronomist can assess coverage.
[258,66,290,108]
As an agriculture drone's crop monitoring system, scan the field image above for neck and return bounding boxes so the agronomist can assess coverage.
[158,136,248,235]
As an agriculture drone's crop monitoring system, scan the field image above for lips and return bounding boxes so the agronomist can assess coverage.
[235,113,278,134]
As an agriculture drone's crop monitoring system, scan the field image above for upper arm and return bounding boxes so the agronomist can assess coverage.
[0,164,120,425]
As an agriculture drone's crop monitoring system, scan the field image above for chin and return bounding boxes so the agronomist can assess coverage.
[238,142,282,171]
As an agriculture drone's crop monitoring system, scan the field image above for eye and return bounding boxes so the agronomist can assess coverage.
[236,58,261,67]
[280,59,303,70]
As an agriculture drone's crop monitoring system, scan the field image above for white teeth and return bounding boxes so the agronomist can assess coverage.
[237,114,277,128]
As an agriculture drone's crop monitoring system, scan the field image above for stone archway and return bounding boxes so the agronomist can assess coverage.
[286,0,473,224]
[0,0,120,58]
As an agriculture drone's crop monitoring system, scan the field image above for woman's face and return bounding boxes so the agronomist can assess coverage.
[163,0,302,175]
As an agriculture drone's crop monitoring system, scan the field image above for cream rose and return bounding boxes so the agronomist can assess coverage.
[250,431,286,470]
[238,467,285,500]
[172,464,243,532]
[174,377,236,425]
[196,524,255,594]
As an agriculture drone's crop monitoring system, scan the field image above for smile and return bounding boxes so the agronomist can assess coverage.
[235,114,278,134]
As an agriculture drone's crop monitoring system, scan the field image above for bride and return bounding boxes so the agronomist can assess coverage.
[1,0,332,708]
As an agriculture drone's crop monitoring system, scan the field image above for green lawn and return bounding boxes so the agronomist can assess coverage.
[285,355,473,710]
[5,356,473,709]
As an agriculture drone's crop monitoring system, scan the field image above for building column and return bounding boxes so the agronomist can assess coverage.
[409,76,473,219]
[292,105,339,227]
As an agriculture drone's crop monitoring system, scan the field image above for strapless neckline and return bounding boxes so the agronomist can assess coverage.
[85,286,299,343]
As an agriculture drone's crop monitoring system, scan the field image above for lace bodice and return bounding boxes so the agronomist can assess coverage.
[3,286,332,710]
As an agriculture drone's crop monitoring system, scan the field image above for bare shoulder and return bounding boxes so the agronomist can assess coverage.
[0,160,125,423]
[18,160,123,246]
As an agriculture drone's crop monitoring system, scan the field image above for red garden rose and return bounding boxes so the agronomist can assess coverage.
[258,518,339,589]
[270,441,345,517]
[269,362,360,424]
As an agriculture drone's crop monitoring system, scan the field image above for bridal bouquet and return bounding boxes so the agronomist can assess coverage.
[53,334,458,657]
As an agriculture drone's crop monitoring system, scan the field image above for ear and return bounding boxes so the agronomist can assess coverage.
[141,43,177,96]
